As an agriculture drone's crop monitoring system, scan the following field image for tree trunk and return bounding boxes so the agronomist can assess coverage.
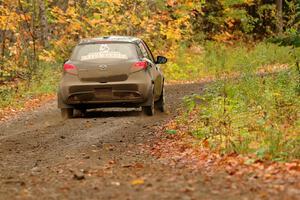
[276,0,283,35]
[38,0,49,46]
[38,0,48,47]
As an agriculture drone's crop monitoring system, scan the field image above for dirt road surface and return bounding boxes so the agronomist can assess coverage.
[0,83,298,200]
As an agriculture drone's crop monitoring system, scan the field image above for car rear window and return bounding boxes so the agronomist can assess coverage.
[71,43,138,62]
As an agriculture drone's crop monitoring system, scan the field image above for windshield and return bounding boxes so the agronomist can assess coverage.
[71,43,138,62]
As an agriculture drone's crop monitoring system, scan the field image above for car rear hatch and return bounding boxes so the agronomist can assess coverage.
[71,60,133,83]
[70,42,139,83]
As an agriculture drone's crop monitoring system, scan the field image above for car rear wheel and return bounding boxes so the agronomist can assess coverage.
[74,109,86,118]
[143,96,155,116]
[61,108,74,119]
[155,87,165,112]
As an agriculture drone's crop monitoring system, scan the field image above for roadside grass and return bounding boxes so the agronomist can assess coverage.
[164,41,300,161]
[0,62,61,110]
[163,41,296,81]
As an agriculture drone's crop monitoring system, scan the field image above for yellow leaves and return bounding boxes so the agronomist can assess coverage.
[65,6,78,19]
[0,16,16,31]
[244,0,255,6]
[0,5,29,31]
[39,50,56,62]
[165,45,179,60]
[8,45,18,57]
[273,93,281,97]
[87,0,97,7]
[50,6,64,19]
[51,6,78,25]
[165,28,182,41]
[130,14,141,26]
[50,5,85,42]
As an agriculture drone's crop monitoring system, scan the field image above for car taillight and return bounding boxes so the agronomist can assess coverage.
[63,63,77,75]
[133,61,148,70]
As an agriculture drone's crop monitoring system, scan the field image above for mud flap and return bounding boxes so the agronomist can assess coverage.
[57,92,73,109]
[141,84,154,107]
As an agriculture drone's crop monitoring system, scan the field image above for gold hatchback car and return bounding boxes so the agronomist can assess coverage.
[58,36,167,118]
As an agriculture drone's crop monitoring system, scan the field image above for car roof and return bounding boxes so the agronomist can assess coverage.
[79,36,142,44]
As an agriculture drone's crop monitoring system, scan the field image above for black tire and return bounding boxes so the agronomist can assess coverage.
[74,109,86,118]
[143,96,155,116]
[155,86,165,112]
[80,109,87,116]
[61,108,74,119]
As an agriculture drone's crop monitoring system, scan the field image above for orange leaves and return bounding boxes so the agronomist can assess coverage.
[226,18,235,28]
[147,119,300,196]
[212,31,235,43]
[0,93,56,122]
[167,0,176,7]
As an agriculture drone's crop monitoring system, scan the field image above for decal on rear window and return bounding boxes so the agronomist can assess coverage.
[98,44,110,53]
[71,43,138,62]
[81,44,128,61]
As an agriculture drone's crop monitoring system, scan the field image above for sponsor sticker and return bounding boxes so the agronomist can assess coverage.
[81,44,128,61]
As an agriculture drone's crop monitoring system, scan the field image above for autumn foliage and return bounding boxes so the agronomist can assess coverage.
[1,0,299,83]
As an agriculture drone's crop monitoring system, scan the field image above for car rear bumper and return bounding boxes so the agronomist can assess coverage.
[59,81,151,108]
[67,87,144,104]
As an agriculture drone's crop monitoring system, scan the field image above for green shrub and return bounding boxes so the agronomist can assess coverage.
[184,70,300,161]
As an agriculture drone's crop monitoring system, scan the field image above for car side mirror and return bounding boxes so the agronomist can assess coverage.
[155,56,168,64]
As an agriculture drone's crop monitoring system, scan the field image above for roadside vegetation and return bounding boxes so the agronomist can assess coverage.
[164,43,300,161]
[0,62,60,109]
[164,41,299,161]
[171,47,300,161]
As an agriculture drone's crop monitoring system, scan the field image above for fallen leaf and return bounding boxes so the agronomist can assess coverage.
[111,181,120,186]
[131,179,144,185]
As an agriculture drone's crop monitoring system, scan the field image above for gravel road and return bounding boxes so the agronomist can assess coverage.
[0,83,297,200]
